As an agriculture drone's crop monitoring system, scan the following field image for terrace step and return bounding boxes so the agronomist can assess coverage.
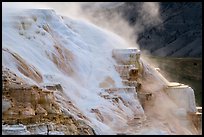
[136,91,153,108]
[42,83,63,92]
[112,48,141,65]
[2,124,30,135]
[190,111,202,132]
[114,65,138,80]
[100,87,136,93]
[122,80,138,87]
[165,83,197,113]
[115,65,136,74]
[196,107,202,113]
[99,87,146,121]
[121,80,142,92]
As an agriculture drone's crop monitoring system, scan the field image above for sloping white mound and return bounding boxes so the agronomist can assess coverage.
[2,9,199,135]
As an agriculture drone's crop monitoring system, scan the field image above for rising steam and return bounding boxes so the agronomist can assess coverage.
[3,2,162,49]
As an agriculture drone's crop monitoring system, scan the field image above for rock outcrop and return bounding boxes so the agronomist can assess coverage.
[112,48,202,134]
[2,68,95,135]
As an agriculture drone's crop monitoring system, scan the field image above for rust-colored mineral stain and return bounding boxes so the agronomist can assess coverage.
[7,50,43,83]
[99,76,115,88]
[48,44,75,76]
[90,108,104,122]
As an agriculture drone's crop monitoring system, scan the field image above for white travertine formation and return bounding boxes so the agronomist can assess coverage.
[2,8,200,135]
[112,48,141,64]
[2,124,31,135]
[165,83,197,113]
[2,99,12,113]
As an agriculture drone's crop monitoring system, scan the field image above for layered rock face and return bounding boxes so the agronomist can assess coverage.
[2,68,95,135]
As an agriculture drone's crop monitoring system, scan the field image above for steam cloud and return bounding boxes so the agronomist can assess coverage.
[78,2,162,49]
[3,2,162,50]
